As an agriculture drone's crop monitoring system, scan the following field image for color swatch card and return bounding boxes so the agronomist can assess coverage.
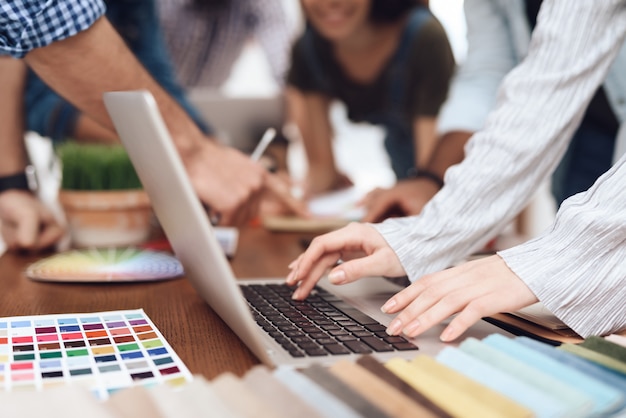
[26,247,184,283]
[0,309,192,399]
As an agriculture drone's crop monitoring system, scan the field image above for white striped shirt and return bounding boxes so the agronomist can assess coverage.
[373,0,626,337]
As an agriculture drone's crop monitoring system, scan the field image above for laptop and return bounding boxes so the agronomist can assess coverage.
[103,90,510,368]
[187,89,284,153]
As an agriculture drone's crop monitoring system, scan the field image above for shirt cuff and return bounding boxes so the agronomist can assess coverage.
[498,210,626,338]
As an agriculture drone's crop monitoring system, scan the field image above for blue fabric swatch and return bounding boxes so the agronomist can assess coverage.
[460,337,594,417]
[516,336,626,414]
[483,334,623,415]
[436,346,566,418]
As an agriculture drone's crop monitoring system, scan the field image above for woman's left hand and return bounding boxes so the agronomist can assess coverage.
[382,255,539,341]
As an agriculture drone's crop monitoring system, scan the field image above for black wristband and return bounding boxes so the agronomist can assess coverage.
[0,166,37,193]
[406,168,444,189]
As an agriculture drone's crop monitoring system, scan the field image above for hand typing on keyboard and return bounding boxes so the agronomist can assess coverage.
[286,222,537,343]
[241,283,417,358]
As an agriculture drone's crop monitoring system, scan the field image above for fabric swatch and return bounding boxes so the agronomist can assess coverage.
[460,337,594,417]
[483,334,623,415]
[299,364,390,418]
[436,346,566,418]
[580,336,626,363]
[356,355,451,417]
[242,366,323,418]
[386,357,512,418]
[329,360,440,418]
[273,366,362,418]
[559,343,626,375]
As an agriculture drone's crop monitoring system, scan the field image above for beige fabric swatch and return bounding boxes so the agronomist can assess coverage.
[386,357,511,418]
[330,360,439,418]
[0,386,114,418]
[411,356,533,418]
[211,372,286,418]
[242,365,323,418]
[106,386,165,418]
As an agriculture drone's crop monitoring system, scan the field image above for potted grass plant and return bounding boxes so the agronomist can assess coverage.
[57,142,152,248]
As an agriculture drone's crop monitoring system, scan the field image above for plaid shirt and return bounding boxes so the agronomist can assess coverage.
[0,0,106,58]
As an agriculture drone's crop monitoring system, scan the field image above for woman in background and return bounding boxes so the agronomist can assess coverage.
[286,0,454,199]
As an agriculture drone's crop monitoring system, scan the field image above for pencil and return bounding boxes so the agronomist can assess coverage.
[250,128,277,161]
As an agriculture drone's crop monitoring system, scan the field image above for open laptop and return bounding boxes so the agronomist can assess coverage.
[103,90,510,368]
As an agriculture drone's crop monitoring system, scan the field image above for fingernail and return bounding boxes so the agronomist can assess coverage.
[386,318,402,335]
[403,320,420,336]
[288,260,297,269]
[328,269,346,284]
[286,268,298,284]
[381,299,396,313]
[291,288,301,300]
[440,326,454,342]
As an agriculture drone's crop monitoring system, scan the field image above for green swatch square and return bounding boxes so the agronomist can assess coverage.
[118,343,140,352]
[40,351,62,359]
[66,349,89,357]
[14,353,35,361]
[141,339,163,349]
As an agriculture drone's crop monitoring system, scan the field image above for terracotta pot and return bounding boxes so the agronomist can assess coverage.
[59,189,152,248]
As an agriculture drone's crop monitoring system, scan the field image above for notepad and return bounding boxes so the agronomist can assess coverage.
[262,186,367,232]
[509,303,571,330]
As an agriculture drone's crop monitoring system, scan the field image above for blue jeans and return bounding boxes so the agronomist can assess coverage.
[25,0,209,141]
[551,122,615,207]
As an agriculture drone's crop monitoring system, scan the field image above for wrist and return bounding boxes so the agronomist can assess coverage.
[406,168,444,189]
[0,166,37,193]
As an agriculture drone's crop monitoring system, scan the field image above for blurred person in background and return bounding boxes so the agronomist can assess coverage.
[361,0,626,222]
[158,0,292,89]
[285,0,454,202]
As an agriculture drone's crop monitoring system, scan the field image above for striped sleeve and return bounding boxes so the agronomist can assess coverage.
[374,0,626,297]
[0,0,105,58]
[499,157,626,337]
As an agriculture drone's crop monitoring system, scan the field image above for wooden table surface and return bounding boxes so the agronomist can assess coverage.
[0,227,316,379]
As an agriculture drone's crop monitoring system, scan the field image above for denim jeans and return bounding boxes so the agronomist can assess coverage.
[551,121,616,207]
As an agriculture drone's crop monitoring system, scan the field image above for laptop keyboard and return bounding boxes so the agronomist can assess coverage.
[240,283,418,358]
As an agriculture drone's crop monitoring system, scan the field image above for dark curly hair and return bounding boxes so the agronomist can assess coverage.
[369,0,422,23]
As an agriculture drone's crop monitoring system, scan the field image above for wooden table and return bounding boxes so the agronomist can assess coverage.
[0,227,315,379]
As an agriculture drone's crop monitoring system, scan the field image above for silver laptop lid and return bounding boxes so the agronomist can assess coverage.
[103,90,274,365]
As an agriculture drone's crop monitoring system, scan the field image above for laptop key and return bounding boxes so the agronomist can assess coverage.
[360,336,394,352]
[392,342,419,351]
[344,340,373,354]
[324,344,351,355]
[326,301,379,326]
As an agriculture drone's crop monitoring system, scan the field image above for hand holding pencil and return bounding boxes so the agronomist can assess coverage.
[253,128,310,219]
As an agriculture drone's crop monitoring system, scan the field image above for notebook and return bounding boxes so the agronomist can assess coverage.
[262,186,367,233]
[102,90,510,367]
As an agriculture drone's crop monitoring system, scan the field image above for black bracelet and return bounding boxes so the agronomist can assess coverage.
[0,166,37,193]
[406,168,444,189]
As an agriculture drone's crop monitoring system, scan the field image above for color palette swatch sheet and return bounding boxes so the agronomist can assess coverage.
[26,247,184,283]
[0,309,192,399]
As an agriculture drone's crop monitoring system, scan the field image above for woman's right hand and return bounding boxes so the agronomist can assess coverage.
[286,222,407,300]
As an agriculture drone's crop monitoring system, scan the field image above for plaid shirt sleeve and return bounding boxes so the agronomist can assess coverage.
[0,0,106,58]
